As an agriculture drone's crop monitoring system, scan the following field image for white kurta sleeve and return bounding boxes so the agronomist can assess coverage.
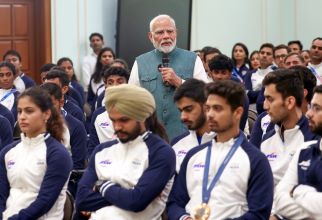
[192,56,209,82]
[129,61,141,86]
[82,57,92,88]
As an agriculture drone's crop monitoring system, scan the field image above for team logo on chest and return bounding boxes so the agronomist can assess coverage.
[36,160,45,166]
[99,122,110,128]
[99,159,112,167]
[266,152,278,161]
[7,160,15,169]
[131,159,143,170]
[177,150,187,157]
[229,162,240,169]
[251,78,257,82]
[193,162,205,171]
[262,122,270,129]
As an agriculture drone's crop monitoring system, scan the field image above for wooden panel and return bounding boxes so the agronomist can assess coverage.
[13,40,29,71]
[0,0,52,84]
[38,0,52,66]
[12,1,34,76]
[0,5,12,36]
[33,0,52,83]
[0,41,12,58]
[13,4,28,36]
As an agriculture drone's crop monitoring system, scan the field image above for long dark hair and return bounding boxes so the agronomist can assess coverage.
[17,87,65,142]
[231,42,249,67]
[249,50,259,70]
[145,112,169,143]
[57,57,77,81]
[91,47,116,84]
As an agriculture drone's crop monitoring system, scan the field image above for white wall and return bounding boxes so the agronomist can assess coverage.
[51,0,117,83]
[296,0,322,48]
[191,0,322,56]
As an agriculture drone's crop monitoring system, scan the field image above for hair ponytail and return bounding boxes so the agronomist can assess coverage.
[46,105,65,142]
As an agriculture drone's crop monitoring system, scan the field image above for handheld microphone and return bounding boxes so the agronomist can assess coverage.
[161,53,170,86]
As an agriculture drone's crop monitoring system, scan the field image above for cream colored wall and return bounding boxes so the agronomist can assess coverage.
[51,0,322,77]
[190,0,322,55]
[51,0,117,83]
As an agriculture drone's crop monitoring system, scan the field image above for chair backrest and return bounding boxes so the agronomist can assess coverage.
[63,190,74,220]
[13,122,21,141]
[248,109,258,134]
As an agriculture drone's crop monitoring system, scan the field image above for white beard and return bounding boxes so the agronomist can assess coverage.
[152,38,177,53]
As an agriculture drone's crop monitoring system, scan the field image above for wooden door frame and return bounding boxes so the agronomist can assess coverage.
[34,0,52,84]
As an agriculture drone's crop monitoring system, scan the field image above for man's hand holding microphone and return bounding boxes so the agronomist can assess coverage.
[158,53,182,88]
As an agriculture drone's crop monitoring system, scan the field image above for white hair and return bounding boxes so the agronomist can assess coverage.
[149,14,176,32]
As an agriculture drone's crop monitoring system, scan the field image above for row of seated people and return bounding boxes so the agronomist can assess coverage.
[200,39,322,114]
[0,49,319,169]
[0,47,128,147]
[2,71,321,219]
[2,37,321,149]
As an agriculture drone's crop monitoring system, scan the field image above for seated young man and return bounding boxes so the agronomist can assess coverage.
[88,66,129,157]
[172,79,215,174]
[44,69,85,124]
[250,66,317,148]
[273,85,322,219]
[167,80,273,220]
[208,54,249,132]
[76,84,175,219]
[260,69,318,187]
[244,43,276,104]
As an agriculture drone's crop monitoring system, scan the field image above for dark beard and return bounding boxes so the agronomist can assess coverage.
[311,122,322,136]
[115,122,142,143]
[190,113,207,131]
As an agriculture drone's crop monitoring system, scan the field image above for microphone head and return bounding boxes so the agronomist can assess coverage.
[162,53,170,67]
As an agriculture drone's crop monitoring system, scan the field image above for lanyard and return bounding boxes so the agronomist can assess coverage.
[202,133,244,203]
[232,68,244,83]
[61,108,67,117]
[0,89,16,102]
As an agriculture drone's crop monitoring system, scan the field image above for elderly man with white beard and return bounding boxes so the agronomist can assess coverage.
[129,14,208,141]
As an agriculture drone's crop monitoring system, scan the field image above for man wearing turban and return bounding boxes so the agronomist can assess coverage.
[76,84,176,220]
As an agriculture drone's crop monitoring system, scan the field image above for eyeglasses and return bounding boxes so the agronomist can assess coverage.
[275,54,287,59]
